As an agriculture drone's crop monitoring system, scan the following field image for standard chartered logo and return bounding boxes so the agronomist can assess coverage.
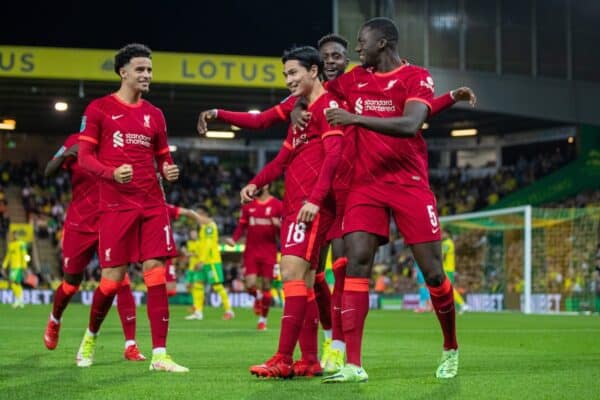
[354,97,363,114]
[113,131,124,148]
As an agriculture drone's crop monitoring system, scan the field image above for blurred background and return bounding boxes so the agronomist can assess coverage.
[1,0,598,313]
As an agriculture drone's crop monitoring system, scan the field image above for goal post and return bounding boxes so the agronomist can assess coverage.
[440,206,600,314]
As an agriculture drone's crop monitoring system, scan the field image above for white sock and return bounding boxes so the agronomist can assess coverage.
[125,340,136,349]
[152,347,166,355]
[86,328,97,337]
[50,313,61,324]
[258,316,267,323]
[323,329,332,340]
[331,340,346,352]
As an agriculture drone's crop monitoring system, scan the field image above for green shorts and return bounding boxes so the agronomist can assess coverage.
[202,263,224,285]
[9,269,24,283]
[185,270,204,284]
[271,279,282,290]
[446,271,455,284]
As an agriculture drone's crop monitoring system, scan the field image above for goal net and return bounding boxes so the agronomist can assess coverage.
[440,206,600,314]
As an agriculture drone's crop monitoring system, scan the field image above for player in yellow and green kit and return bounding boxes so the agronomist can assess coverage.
[2,231,28,308]
[184,228,205,320]
[184,205,233,320]
[442,229,469,313]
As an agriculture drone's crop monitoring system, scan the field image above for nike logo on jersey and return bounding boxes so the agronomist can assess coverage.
[112,114,124,120]
[357,82,368,88]
[384,79,398,91]
[249,208,256,212]
[432,227,440,234]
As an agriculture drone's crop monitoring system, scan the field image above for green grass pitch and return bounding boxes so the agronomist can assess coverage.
[1,304,599,399]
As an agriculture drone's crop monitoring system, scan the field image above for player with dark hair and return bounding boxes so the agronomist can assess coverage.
[242,45,344,379]
[42,133,145,362]
[322,17,460,382]
[76,43,187,372]
[226,184,283,331]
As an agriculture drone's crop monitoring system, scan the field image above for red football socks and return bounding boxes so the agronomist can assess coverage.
[428,277,458,350]
[342,277,370,366]
[277,280,307,358]
[88,277,120,334]
[298,288,319,362]
[331,257,347,342]
[261,290,272,318]
[51,281,79,320]
[116,275,136,342]
[144,267,169,349]
[314,272,332,330]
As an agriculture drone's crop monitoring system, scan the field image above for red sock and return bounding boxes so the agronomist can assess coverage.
[342,277,370,367]
[314,272,332,330]
[247,287,257,297]
[261,290,272,318]
[428,277,458,350]
[116,274,136,342]
[51,281,79,320]
[88,278,120,334]
[276,280,307,359]
[298,288,319,362]
[144,267,169,349]
[331,257,347,342]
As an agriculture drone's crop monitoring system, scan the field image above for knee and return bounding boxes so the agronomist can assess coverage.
[424,271,446,287]
[345,250,371,278]
[64,273,83,286]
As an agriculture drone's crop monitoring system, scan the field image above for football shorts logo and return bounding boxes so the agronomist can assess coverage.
[112,131,124,148]
[384,79,398,91]
[105,248,111,262]
[64,257,70,267]
[354,97,363,115]
[144,114,151,128]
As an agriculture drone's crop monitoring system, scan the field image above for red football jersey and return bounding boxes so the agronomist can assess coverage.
[79,94,171,211]
[55,133,99,232]
[166,203,180,220]
[327,63,434,187]
[233,196,282,255]
[280,92,344,215]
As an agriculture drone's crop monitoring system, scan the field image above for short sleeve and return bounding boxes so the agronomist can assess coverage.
[404,67,434,110]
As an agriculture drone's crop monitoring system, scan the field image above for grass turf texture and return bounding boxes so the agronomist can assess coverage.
[1,304,599,399]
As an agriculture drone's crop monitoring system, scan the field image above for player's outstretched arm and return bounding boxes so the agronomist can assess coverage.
[197,106,286,136]
[325,101,429,138]
[430,87,476,117]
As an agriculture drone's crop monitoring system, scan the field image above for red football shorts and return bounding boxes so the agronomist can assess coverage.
[243,252,277,279]
[62,227,98,275]
[280,210,333,269]
[342,183,442,245]
[165,258,177,283]
[326,189,349,242]
[98,206,177,268]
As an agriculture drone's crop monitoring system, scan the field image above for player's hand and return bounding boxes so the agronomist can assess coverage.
[197,109,218,136]
[225,238,236,247]
[291,109,311,130]
[113,164,133,184]
[64,144,79,158]
[325,108,357,126]
[297,201,319,223]
[162,162,179,182]
[240,183,258,204]
[450,87,476,107]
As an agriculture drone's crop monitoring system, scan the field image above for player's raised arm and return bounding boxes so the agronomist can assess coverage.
[430,87,476,117]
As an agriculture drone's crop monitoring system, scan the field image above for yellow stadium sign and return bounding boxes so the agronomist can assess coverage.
[0,46,287,89]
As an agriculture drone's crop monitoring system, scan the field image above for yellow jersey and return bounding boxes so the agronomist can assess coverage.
[442,237,455,273]
[2,240,28,270]
[198,221,221,264]
[187,239,203,271]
